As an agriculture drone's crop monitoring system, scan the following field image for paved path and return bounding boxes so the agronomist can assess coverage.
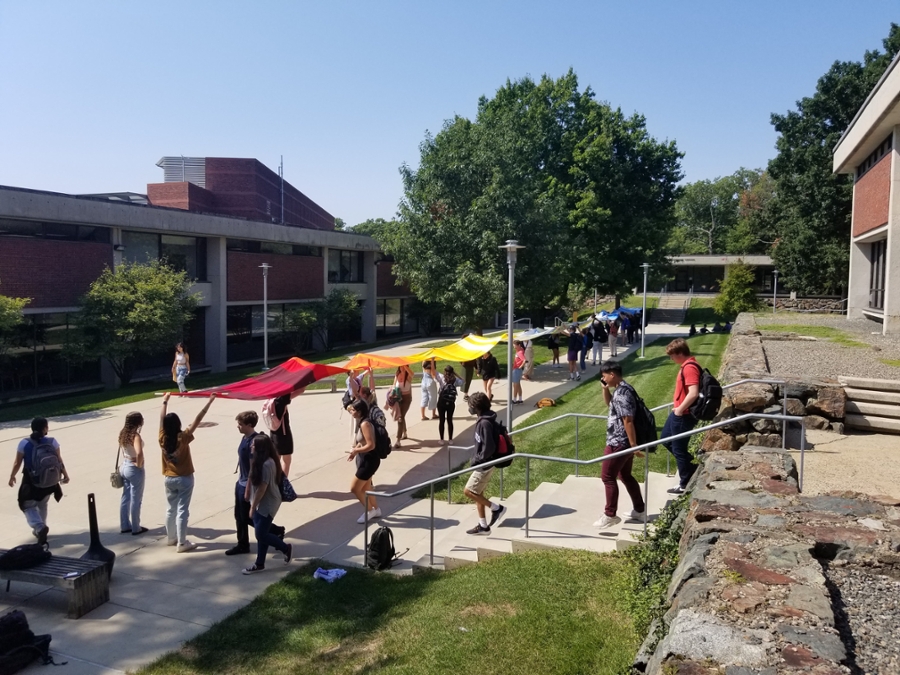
[2,326,681,674]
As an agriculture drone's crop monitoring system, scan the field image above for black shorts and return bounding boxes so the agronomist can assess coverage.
[567,349,580,362]
[355,452,381,481]
[272,433,294,456]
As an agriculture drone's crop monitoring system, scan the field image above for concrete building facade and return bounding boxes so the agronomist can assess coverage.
[0,158,414,393]
[834,52,900,335]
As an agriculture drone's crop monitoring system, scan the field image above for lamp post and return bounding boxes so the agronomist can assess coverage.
[499,240,525,431]
[640,263,650,358]
[260,263,272,369]
[773,269,779,314]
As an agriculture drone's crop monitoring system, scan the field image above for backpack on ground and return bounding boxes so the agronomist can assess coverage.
[0,610,56,675]
[438,379,457,405]
[365,526,404,571]
[0,545,51,572]
[24,440,61,490]
[492,420,516,469]
[617,382,658,454]
[535,398,556,409]
[681,362,723,421]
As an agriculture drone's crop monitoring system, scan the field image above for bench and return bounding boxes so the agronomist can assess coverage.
[0,551,109,619]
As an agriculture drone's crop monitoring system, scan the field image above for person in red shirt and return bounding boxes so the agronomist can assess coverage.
[663,339,701,494]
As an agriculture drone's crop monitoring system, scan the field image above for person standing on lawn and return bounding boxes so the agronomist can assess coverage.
[463,392,506,535]
[662,338,701,495]
[596,360,646,529]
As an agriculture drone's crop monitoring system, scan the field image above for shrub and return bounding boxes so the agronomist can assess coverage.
[714,261,761,318]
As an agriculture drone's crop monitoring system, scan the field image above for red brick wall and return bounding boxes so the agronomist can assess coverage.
[227,251,324,302]
[147,182,215,212]
[853,153,891,237]
[205,158,335,231]
[0,239,112,307]
[377,261,412,297]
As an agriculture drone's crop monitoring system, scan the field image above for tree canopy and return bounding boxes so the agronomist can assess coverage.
[68,260,199,385]
[381,71,682,330]
[767,23,900,294]
[0,283,29,360]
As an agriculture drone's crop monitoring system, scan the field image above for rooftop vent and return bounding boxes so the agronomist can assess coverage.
[156,157,206,187]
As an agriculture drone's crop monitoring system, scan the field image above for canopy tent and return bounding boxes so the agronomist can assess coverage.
[177,357,349,400]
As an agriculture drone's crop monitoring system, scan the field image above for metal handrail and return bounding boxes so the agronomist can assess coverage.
[365,411,807,566]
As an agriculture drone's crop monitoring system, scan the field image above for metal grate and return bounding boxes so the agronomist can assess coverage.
[156,156,207,187]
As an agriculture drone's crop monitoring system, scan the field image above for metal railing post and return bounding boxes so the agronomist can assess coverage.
[799,420,806,492]
[781,385,787,450]
[666,452,671,477]
[447,444,452,504]
[525,457,531,538]
[430,483,435,565]
[364,493,369,563]
[643,447,650,537]
[499,468,504,501]
[575,416,580,477]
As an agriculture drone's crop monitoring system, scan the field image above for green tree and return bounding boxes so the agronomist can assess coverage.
[314,288,362,351]
[386,71,681,330]
[352,218,394,242]
[0,283,29,360]
[69,260,199,385]
[768,23,900,294]
[725,171,780,255]
[282,304,318,354]
[714,262,761,317]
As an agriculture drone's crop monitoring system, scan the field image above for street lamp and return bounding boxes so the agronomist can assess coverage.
[499,240,525,431]
[640,263,650,358]
[260,263,272,369]
[772,269,779,314]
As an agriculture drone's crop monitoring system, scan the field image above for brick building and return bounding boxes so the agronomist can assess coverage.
[834,52,900,335]
[0,157,415,393]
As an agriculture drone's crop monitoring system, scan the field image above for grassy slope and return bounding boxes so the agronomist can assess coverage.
[432,333,730,502]
[681,297,729,327]
[139,551,638,675]
[754,323,868,348]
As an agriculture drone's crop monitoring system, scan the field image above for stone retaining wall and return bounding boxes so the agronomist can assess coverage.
[763,298,846,312]
[637,446,900,674]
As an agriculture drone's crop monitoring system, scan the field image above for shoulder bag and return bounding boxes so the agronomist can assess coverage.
[110,447,124,489]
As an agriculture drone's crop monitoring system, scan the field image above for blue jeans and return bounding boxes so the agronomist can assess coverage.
[252,511,289,567]
[165,474,194,545]
[120,460,145,533]
[662,412,698,489]
[579,346,587,371]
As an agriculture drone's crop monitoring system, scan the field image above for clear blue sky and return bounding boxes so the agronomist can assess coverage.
[1,2,897,226]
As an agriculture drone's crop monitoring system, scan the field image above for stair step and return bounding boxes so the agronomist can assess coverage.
[845,401,900,419]
[844,388,900,405]
[839,376,900,393]
[444,539,513,570]
[845,414,900,434]
[412,554,444,573]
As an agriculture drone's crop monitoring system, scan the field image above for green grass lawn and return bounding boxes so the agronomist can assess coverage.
[755,323,868,348]
[681,297,731,327]
[430,333,730,502]
[138,550,639,675]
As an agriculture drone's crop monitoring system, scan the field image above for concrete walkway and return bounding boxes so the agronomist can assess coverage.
[1,325,681,674]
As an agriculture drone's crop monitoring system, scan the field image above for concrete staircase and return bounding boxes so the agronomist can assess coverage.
[839,376,900,434]
[651,294,689,325]
[324,472,674,574]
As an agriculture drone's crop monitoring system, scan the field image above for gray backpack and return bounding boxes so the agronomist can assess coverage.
[27,440,62,489]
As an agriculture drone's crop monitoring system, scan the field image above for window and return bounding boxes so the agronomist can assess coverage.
[0,218,110,242]
[226,239,321,257]
[376,298,419,337]
[870,239,887,310]
[856,134,893,181]
[122,231,207,281]
[328,250,365,283]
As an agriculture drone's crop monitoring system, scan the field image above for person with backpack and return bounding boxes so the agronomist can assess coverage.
[436,365,464,442]
[8,417,69,545]
[241,434,293,575]
[462,392,506,535]
[663,338,702,495]
[269,393,295,476]
[117,411,148,536]
[596,361,646,529]
[392,365,414,448]
[346,398,383,524]
[159,391,216,552]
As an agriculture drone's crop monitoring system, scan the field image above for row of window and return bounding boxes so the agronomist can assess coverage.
[376,298,419,336]
[226,239,322,257]
[869,239,887,310]
[328,249,365,283]
[0,218,110,243]
[856,134,893,181]
[122,231,208,282]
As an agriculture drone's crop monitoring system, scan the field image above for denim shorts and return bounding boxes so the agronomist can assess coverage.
[511,368,523,384]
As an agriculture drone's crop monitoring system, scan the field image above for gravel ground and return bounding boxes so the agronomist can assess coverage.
[754,313,900,381]
[826,564,900,675]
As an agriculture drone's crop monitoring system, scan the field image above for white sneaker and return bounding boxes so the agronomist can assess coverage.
[628,510,647,522]
[176,541,197,553]
[592,515,621,529]
[357,507,382,524]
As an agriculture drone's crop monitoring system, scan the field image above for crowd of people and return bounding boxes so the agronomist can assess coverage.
[9,322,715,571]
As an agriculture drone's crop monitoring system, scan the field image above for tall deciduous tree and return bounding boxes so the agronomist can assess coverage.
[768,24,900,294]
[69,261,199,385]
[385,71,682,330]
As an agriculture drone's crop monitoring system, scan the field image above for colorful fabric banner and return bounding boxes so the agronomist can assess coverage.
[176,357,348,400]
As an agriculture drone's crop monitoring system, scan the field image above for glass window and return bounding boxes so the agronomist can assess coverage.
[161,234,198,279]
[261,242,293,255]
[402,299,418,334]
[328,249,341,283]
[122,231,159,265]
[44,223,78,239]
[385,299,401,334]
[227,306,252,344]
[293,245,321,257]
[0,219,42,237]
[76,226,110,243]
[328,250,365,283]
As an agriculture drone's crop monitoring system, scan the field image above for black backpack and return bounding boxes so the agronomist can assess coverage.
[438,379,457,405]
[0,610,56,674]
[372,422,392,460]
[681,362,723,421]
[492,420,516,469]
[616,382,658,454]
[366,526,403,571]
[0,545,51,571]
